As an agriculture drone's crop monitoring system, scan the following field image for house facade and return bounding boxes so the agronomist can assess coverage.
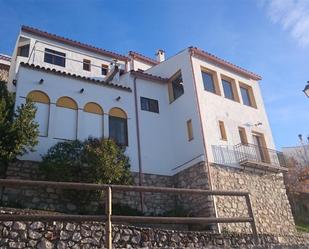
[5,26,295,235]
[0,54,10,82]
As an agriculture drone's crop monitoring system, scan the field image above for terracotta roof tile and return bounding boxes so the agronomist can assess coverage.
[0,54,11,62]
[130,70,168,83]
[21,26,129,62]
[129,51,159,65]
[19,62,131,92]
[189,47,262,81]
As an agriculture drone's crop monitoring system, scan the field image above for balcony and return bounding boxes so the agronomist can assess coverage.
[234,143,288,172]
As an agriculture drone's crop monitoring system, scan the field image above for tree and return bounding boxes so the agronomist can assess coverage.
[0,81,39,177]
[39,137,132,213]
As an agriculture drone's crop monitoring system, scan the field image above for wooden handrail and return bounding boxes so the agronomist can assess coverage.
[0,179,259,247]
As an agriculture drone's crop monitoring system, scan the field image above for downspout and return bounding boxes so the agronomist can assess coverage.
[133,76,144,212]
[189,50,220,232]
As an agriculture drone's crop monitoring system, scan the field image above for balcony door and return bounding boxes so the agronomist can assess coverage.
[252,133,270,163]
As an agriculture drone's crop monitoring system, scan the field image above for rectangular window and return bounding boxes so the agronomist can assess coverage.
[140,97,159,113]
[238,127,248,144]
[239,83,257,108]
[101,64,108,75]
[187,119,194,141]
[83,59,91,71]
[222,79,235,100]
[168,71,184,102]
[201,69,220,95]
[17,44,30,57]
[44,48,66,67]
[218,121,227,140]
[109,116,128,146]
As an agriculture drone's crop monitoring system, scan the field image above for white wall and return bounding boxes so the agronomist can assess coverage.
[15,66,139,172]
[191,56,276,166]
[9,31,128,91]
[131,59,153,71]
[146,49,205,173]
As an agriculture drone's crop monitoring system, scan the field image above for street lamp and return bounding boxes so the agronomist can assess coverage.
[303,81,309,98]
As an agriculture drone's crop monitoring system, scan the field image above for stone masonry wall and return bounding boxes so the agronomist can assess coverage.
[211,164,296,235]
[3,161,176,215]
[1,208,309,249]
[0,66,9,82]
[3,160,211,217]
[173,162,214,217]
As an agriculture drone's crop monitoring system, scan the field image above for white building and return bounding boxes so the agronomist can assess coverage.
[0,54,11,82]
[8,25,286,176]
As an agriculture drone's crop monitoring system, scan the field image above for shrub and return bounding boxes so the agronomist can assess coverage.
[0,81,39,177]
[40,137,132,213]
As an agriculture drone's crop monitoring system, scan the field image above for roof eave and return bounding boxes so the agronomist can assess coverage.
[189,47,262,81]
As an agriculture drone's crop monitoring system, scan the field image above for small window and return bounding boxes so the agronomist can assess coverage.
[239,83,257,108]
[218,121,227,140]
[102,64,108,75]
[187,119,194,141]
[201,69,220,95]
[238,127,248,144]
[44,48,66,67]
[168,71,184,102]
[140,97,159,113]
[221,76,240,102]
[222,79,234,100]
[17,44,30,57]
[83,59,91,71]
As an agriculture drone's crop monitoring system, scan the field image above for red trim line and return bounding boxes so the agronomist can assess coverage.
[189,47,262,81]
[21,26,129,62]
[19,62,132,92]
[129,51,158,66]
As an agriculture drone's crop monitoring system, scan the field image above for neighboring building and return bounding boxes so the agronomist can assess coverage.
[7,26,295,235]
[0,54,11,82]
[283,145,309,167]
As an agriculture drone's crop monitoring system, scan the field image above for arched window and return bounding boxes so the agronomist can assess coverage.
[83,102,103,139]
[27,90,50,136]
[55,96,78,140]
[109,107,128,146]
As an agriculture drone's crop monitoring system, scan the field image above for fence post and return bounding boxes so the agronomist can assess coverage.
[245,194,258,245]
[105,187,112,249]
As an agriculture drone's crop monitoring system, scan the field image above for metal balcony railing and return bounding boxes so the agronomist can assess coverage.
[234,143,287,171]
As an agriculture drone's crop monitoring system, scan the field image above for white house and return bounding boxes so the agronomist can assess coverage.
[0,54,10,82]
[7,26,286,176]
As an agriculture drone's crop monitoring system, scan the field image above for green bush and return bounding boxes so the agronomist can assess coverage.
[0,81,39,177]
[40,137,133,213]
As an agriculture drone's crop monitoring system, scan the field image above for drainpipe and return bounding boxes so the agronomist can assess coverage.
[133,76,144,212]
[189,49,220,232]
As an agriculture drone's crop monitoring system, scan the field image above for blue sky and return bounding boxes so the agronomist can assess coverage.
[0,0,308,149]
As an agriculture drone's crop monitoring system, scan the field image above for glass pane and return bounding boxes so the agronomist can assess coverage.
[240,87,251,106]
[222,79,234,100]
[172,74,184,100]
[202,71,215,93]
[109,116,128,146]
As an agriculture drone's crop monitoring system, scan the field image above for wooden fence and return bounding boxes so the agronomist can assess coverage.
[0,179,258,248]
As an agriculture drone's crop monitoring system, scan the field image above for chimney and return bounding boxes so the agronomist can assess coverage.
[156,49,165,62]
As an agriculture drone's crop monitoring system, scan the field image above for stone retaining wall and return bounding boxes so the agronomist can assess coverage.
[0,208,308,249]
[211,164,296,235]
[2,160,211,217]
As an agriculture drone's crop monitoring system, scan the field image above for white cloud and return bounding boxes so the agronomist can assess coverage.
[261,0,309,46]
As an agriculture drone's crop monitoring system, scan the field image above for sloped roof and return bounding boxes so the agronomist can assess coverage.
[130,70,168,83]
[19,62,131,92]
[128,51,159,65]
[21,26,129,62]
[189,47,262,80]
[0,54,11,62]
